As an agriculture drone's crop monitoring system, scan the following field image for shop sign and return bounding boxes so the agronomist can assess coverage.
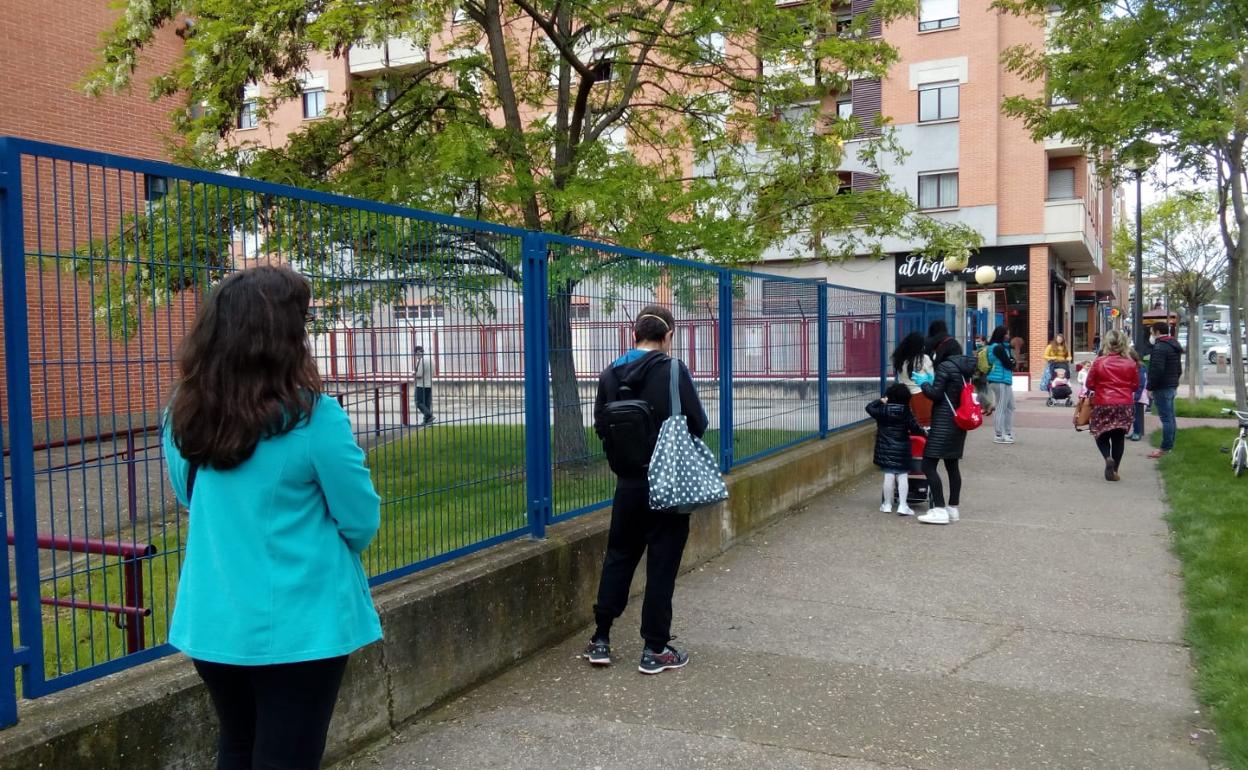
[895,246,1030,289]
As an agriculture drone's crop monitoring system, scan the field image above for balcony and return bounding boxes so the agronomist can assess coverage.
[348,37,426,75]
[762,53,818,87]
[1044,197,1102,275]
[1044,133,1081,157]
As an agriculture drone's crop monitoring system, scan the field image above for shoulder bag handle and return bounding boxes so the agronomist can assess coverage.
[669,356,682,417]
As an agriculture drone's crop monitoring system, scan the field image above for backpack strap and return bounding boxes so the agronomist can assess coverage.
[668,357,682,417]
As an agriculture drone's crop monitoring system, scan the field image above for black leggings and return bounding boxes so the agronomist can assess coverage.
[193,655,350,770]
[921,458,961,508]
[1096,429,1126,470]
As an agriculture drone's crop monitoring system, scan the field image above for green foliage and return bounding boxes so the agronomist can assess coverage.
[1159,427,1248,767]
[89,0,979,269]
[1112,191,1226,312]
[994,0,1248,404]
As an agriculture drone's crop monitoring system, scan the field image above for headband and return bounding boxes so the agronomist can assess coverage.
[637,313,670,331]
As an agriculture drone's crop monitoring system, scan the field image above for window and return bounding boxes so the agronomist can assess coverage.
[591,58,615,84]
[238,99,259,129]
[375,85,397,108]
[143,175,168,203]
[836,95,853,120]
[570,299,591,320]
[302,89,327,119]
[696,30,726,62]
[919,0,959,30]
[918,171,958,209]
[836,171,853,195]
[1047,167,1076,199]
[836,7,854,33]
[918,82,958,121]
[394,304,445,322]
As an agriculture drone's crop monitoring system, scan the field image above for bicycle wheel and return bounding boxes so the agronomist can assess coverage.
[1234,441,1248,478]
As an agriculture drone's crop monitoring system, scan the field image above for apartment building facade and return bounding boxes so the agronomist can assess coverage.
[754,0,1117,383]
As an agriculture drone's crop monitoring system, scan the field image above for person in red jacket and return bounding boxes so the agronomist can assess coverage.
[1084,330,1141,481]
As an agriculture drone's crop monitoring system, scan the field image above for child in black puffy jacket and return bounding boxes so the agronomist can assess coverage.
[866,383,927,516]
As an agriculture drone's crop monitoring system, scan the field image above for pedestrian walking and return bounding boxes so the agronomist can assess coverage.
[1084,330,1140,481]
[412,344,436,425]
[892,331,934,427]
[867,383,927,516]
[1146,322,1183,458]
[162,266,382,770]
[586,305,709,675]
[917,322,977,525]
[985,326,1017,444]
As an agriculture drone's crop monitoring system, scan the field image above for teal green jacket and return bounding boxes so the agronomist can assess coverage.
[163,394,383,665]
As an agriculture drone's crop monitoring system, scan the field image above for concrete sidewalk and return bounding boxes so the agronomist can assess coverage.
[336,395,1211,770]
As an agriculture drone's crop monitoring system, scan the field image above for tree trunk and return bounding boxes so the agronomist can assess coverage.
[1232,247,1248,408]
[548,282,591,464]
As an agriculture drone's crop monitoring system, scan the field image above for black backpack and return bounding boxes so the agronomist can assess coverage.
[599,368,660,477]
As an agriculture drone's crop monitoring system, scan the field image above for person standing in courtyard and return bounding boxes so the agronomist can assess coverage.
[163,266,382,770]
[893,331,934,427]
[918,322,977,525]
[1146,322,1183,458]
[586,305,708,675]
[412,344,436,426]
[986,325,1017,444]
[1084,330,1140,480]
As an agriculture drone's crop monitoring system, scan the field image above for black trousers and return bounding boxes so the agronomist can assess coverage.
[921,457,961,508]
[593,484,690,651]
[1096,429,1126,470]
[193,655,349,770]
[414,386,433,420]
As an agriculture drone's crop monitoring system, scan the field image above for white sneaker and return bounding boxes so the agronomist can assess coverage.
[917,507,950,525]
[897,504,915,516]
[946,506,960,522]
[993,435,1007,444]
[1003,435,1016,444]
[880,502,893,513]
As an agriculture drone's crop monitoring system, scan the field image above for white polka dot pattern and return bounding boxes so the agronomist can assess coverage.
[647,358,729,512]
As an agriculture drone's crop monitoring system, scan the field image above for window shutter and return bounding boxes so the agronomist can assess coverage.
[1047,168,1075,200]
[851,79,882,137]
[850,0,882,37]
[851,171,881,193]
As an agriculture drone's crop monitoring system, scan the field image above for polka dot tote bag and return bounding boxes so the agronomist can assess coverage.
[647,359,729,512]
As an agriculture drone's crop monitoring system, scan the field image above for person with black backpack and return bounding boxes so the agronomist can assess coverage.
[586,304,709,675]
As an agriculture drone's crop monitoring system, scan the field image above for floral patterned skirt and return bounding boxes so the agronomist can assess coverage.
[1091,404,1134,438]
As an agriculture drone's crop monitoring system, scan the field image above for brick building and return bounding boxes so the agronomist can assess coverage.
[751,0,1120,386]
[0,1,191,430]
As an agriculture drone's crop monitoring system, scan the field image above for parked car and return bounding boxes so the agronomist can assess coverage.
[1207,339,1248,366]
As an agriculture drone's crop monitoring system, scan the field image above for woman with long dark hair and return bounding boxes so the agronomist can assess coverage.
[892,331,934,426]
[917,321,977,525]
[164,266,382,769]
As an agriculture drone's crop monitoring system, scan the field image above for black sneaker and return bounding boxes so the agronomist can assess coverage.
[423,416,436,426]
[638,645,688,675]
[582,639,611,666]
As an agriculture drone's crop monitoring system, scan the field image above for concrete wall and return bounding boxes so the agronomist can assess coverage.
[0,424,874,770]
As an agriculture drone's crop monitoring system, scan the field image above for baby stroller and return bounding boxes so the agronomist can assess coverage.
[1046,366,1074,407]
[887,434,931,509]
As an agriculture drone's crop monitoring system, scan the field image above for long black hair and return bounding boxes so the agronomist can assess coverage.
[168,266,322,470]
[891,332,927,375]
[989,325,1009,345]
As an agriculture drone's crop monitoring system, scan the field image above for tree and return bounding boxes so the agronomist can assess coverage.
[1113,192,1227,399]
[996,0,1248,408]
[89,0,980,461]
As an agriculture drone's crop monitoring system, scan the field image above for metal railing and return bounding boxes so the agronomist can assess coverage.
[0,136,953,727]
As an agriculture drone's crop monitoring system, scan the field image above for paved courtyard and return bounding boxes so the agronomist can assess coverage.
[336,393,1211,769]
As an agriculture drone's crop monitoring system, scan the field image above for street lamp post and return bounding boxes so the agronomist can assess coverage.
[1133,167,1144,348]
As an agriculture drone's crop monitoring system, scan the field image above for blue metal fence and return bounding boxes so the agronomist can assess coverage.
[0,136,953,726]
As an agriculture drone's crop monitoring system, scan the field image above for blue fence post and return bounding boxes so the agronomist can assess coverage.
[521,231,552,539]
[717,271,734,473]
[817,287,828,438]
[879,295,889,396]
[0,139,21,728]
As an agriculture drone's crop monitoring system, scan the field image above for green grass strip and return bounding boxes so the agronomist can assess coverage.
[1174,397,1239,420]
[1160,426,1248,767]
